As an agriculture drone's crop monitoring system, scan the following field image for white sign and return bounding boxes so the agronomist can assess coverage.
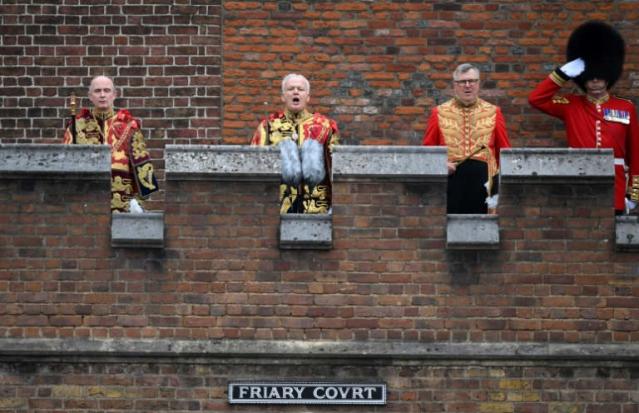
[228,382,386,405]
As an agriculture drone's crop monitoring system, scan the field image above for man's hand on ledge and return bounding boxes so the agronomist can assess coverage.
[447,162,457,175]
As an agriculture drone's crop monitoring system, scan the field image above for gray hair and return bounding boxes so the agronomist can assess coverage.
[452,63,480,80]
[281,73,310,94]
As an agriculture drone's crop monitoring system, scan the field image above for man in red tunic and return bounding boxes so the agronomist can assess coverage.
[251,73,339,214]
[63,76,158,213]
[423,63,511,214]
[528,21,639,214]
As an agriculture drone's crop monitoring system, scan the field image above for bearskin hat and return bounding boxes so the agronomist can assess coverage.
[566,20,625,91]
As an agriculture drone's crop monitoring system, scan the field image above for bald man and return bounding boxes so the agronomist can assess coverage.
[63,76,158,212]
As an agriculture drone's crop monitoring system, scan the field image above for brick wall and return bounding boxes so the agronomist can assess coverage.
[1,157,636,342]
[3,1,637,148]
[223,1,639,147]
[0,0,221,145]
[1,359,637,412]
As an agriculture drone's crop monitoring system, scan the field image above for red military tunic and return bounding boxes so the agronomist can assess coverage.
[529,70,639,211]
[251,109,339,214]
[63,108,159,212]
[422,97,511,196]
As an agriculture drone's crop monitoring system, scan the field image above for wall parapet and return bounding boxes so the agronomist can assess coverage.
[0,338,637,362]
[500,148,615,184]
[165,144,280,182]
[332,145,447,182]
[0,144,111,179]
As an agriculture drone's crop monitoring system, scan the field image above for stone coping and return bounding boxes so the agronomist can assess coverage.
[165,144,280,181]
[280,213,332,250]
[111,212,165,248]
[0,144,111,179]
[0,339,637,362]
[615,215,639,251]
[500,148,615,184]
[332,145,448,182]
[446,214,499,249]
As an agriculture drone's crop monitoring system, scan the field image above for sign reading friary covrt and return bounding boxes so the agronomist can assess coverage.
[228,381,387,405]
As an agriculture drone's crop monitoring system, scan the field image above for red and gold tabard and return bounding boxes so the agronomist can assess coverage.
[529,71,639,211]
[422,98,511,195]
[63,108,159,212]
[251,109,339,214]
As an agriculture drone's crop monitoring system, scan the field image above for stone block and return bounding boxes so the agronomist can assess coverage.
[165,144,280,181]
[0,144,110,179]
[279,213,332,250]
[332,145,447,182]
[615,215,639,251]
[500,148,614,184]
[111,212,164,248]
[447,214,499,249]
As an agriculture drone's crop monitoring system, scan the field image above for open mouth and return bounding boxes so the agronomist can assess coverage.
[292,97,300,104]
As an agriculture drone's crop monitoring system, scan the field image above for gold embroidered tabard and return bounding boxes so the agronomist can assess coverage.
[251,109,339,214]
[63,108,158,212]
[437,98,499,179]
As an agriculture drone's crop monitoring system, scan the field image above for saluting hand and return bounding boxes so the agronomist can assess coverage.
[560,58,585,78]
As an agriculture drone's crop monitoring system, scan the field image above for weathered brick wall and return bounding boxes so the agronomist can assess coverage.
[4,1,638,148]
[223,1,639,147]
[1,162,636,342]
[0,1,221,145]
[1,359,637,412]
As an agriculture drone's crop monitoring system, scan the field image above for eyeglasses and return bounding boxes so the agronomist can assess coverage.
[454,79,480,86]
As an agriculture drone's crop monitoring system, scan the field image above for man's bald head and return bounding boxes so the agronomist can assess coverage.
[88,76,117,112]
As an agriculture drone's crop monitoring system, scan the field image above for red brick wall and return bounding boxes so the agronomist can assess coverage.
[1,360,636,412]
[2,171,636,342]
[2,1,638,147]
[0,1,221,145]
[223,1,639,147]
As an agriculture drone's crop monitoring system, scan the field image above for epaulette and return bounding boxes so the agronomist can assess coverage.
[551,95,570,104]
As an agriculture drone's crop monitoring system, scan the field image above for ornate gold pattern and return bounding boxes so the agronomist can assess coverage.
[131,130,149,158]
[112,176,133,194]
[253,109,339,214]
[587,94,610,105]
[549,71,567,86]
[438,99,496,161]
[632,176,639,202]
[111,193,128,211]
[551,96,570,104]
[63,108,158,212]
[136,163,157,190]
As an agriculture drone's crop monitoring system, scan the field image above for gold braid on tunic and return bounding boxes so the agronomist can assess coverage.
[437,98,499,192]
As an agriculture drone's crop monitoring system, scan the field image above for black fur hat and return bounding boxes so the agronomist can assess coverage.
[566,20,625,91]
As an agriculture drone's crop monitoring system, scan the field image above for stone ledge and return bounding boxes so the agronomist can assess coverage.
[165,145,280,181]
[0,338,637,362]
[0,144,111,179]
[500,148,615,184]
[111,212,165,248]
[333,146,447,182]
[615,215,639,251]
[446,214,499,249]
[279,213,332,250]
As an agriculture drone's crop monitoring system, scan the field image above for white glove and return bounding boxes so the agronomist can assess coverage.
[129,198,144,213]
[560,58,585,78]
[485,194,499,209]
[625,198,637,214]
